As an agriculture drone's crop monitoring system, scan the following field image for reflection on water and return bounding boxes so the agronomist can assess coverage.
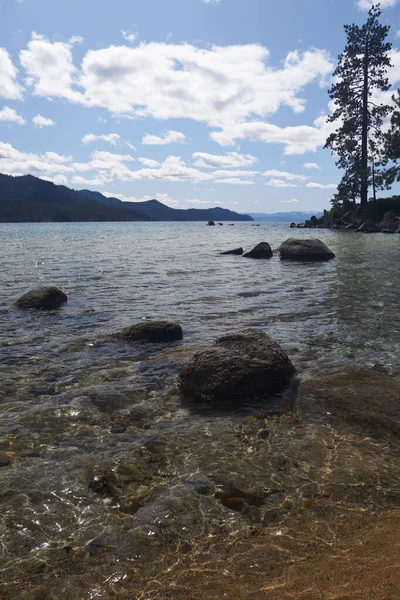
[0,222,399,599]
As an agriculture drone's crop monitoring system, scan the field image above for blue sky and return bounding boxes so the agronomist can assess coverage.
[0,0,400,213]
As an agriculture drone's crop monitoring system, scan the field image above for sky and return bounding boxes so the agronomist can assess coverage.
[0,0,400,214]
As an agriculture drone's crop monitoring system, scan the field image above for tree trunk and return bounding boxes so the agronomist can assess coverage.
[360,38,369,206]
[372,160,376,201]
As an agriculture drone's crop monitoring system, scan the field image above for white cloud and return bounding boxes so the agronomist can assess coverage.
[266,179,299,188]
[397,31,400,38]
[19,39,333,128]
[0,141,74,175]
[142,130,186,145]
[72,175,107,186]
[303,162,320,169]
[210,114,336,154]
[192,151,257,169]
[215,178,254,185]
[0,48,22,99]
[138,157,161,167]
[32,114,55,127]
[41,174,68,185]
[121,31,136,44]
[306,182,337,189]
[202,0,221,4]
[20,33,83,103]
[0,106,25,125]
[280,199,299,203]
[81,133,121,145]
[357,0,398,9]
[263,169,308,181]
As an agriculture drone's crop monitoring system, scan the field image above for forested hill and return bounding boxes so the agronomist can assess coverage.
[0,174,253,222]
[0,174,148,222]
[83,190,254,221]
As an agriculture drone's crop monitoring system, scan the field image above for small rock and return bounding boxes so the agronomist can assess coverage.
[207,220,215,226]
[220,247,244,256]
[111,320,183,343]
[243,242,273,259]
[14,286,68,310]
[278,238,335,261]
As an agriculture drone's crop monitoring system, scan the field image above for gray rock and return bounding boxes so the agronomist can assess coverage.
[207,220,215,226]
[220,247,244,256]
[111,321,183,343]
[243,242,273,259]
[278,238,335,261]
[14,286,68,310]
[179,328,294,402]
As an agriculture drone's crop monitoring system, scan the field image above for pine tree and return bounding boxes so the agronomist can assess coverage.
[325,4,392,206]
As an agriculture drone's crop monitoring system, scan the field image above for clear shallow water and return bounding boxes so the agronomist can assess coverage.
[0,222,399,599]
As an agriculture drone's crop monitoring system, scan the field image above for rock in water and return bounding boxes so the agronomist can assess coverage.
[14,286,68,310]
[278,238,335,261]
[111,320,183,343]
[220,247,244,256]
[207,220,215,226]
[243,242,273,259]
[179,328,294,402]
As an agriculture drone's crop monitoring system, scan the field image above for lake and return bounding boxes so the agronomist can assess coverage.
[1,221,399,599]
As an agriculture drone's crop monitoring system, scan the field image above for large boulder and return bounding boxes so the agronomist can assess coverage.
[14,286,68,310]
[220,247,244,256]
[111,320,183,343]
[179,328,294,402]
[243,242,273,259]
[278,238,335,261]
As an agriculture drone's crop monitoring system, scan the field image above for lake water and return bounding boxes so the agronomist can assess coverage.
[0,222,399,599]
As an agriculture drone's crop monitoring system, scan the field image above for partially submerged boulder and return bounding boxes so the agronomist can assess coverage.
[179,328,294,402]
[243,242,273,259]
[220,247,244,256]
[207,220,215,226]
[278,238,335,261]
[111,320,183,343]
[14,286,68,310]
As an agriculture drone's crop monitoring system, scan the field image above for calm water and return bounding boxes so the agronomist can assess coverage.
[0,222,399,599]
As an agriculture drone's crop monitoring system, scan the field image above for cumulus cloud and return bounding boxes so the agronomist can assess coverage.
[215,178,254,184]
[32,114,55,127]
[303,162,320,169]
[265,179,299,188]
[306,182,337,189]
[138,157,161,167]
[142,130,186,145]
[0,48,23,99]
[0,106,25,125]
[202,0,221,4]
[263,169,308,181]
[72,175,108,186]
[18,36,333,129]
[192,151,257,169]
[357,0,398,9]
[121,31,136,43]
[210,114,336,154]
[81,133,121,145]
[20,33,83,103]
[0,141,74,176]
[41,174,68,185]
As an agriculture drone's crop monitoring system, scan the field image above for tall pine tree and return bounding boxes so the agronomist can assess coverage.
[325,4,392,206]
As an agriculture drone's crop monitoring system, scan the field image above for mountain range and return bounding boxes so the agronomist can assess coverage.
[0,174,253,223]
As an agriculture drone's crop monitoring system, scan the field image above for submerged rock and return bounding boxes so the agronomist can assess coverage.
[243,242,273,259]
[14,286,68,310]
[111,321,183,343]
[278,238,335,261]
[220,247,244,256]
[179,328,294,402]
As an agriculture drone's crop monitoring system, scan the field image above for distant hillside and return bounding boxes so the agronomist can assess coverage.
[83,190,253,222]
[0,174,148,222]
[249,211,323,222]
[0,174,253,222]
